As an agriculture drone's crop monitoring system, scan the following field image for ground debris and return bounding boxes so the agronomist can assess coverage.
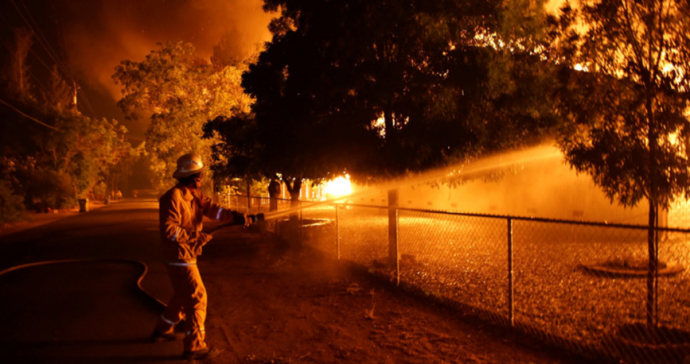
[365,303,376,320]
[346,282,363,295]
[204,236,593,364]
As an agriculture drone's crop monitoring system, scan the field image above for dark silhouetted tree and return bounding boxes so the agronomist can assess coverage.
[0,34,134,210]
[220,0,558,199]
[3,27,33,101]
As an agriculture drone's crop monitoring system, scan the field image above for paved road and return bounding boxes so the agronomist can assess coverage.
[0,200,599,364]
[0,200,191,363]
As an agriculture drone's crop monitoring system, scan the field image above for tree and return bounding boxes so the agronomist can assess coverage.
[1,40,134,209]
[3,27,33,101]
[552,0,690,328]
[50,113,133,201]
[0,104,133,209]
[113,41,253,191]
[222,0,558,199]
[42,65,72,111]
[0,178,26,224]
[408,0,559,171]
[204,113,262,181]
[0,24,136,211]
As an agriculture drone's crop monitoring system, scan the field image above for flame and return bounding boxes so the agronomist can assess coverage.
[324,175,352,197]
[372,113,385,137]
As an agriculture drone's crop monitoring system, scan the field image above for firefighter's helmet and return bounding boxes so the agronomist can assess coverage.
[173,153,207,179]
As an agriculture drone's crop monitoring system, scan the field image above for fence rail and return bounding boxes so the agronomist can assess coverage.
[221,194,690,363]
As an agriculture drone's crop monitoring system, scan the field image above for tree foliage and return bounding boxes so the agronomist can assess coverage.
[0,177,26,224]
[0,28,134,212]
[113,41,253,190]
[3,27,33,101]
[204,113,261,181]
[219,0,558,192]
[554,0,690,210]
[551,0,690,328]
[1,104,133,207]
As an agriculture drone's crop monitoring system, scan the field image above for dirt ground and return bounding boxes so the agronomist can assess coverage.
[1,206,600,364]
[199,226,596,364]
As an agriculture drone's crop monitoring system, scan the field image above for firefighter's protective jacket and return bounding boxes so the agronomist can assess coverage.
[159,184,238,263]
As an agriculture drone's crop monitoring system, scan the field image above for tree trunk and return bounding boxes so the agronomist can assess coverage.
[268,179,280,212]
[285,178,302,221]
[246,179,251,211]
[646,198,658,329]
[286,179,302,201]
[645,92,659,330]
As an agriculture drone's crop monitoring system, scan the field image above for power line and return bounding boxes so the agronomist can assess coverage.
[1,37,81,113]
[29,70,50,96]
[18,0,61,63]
[30,49,56,74]
[11,0,72,81]
[0,37,49,100]
[77,88,96,116]
[0,97,141,142]
[0,98,57,130]
[0,8,18,31]
[10,0,100,119]
[0,17,65,83]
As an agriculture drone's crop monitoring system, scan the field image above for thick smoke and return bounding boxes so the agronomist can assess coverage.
[57,0,273,99]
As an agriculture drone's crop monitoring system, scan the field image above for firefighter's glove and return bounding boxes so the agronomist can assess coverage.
[245,214,264,225]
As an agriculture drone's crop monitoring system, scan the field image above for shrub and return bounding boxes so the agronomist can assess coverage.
[0,178,27,224]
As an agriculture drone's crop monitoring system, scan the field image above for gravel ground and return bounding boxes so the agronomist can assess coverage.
[287,204,690,363]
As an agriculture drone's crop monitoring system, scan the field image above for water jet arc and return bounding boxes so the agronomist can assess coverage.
[211,145,562,233]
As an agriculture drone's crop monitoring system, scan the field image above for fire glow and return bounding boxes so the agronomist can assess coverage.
[324,175,352,198]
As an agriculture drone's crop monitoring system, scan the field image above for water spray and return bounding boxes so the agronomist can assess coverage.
[266,145,561,218]
[209,144,563,233]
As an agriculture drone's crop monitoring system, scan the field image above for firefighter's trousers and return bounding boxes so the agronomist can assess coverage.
[155,263,207,352]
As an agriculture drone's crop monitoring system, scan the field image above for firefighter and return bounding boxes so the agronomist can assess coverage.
[150,152,262,360]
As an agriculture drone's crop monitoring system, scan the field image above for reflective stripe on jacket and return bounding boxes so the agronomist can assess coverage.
[159,184,235,263]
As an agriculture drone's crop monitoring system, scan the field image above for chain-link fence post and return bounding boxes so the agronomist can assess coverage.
[388,189,400,285]
[335,204,340,260]
[307,203,690,362]
[299,201,303,246]
[507,217,514,327]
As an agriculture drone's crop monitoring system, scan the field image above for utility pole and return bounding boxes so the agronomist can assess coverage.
[70,81,80,113]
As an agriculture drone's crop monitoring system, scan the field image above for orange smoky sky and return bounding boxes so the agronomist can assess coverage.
[0,0,273,187]
[54,0,563,100]
[4,0,567,137]
[58,0,273,99]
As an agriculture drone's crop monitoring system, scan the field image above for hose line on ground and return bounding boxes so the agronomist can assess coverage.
[0,258,166,310]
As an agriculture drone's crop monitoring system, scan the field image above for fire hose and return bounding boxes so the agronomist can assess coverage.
[0,215,267,309]
[205,213,265,235]
[0,258,167,310]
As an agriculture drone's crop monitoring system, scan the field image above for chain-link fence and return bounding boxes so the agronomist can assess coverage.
[219,194,690,363]
[217,194,296,214]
